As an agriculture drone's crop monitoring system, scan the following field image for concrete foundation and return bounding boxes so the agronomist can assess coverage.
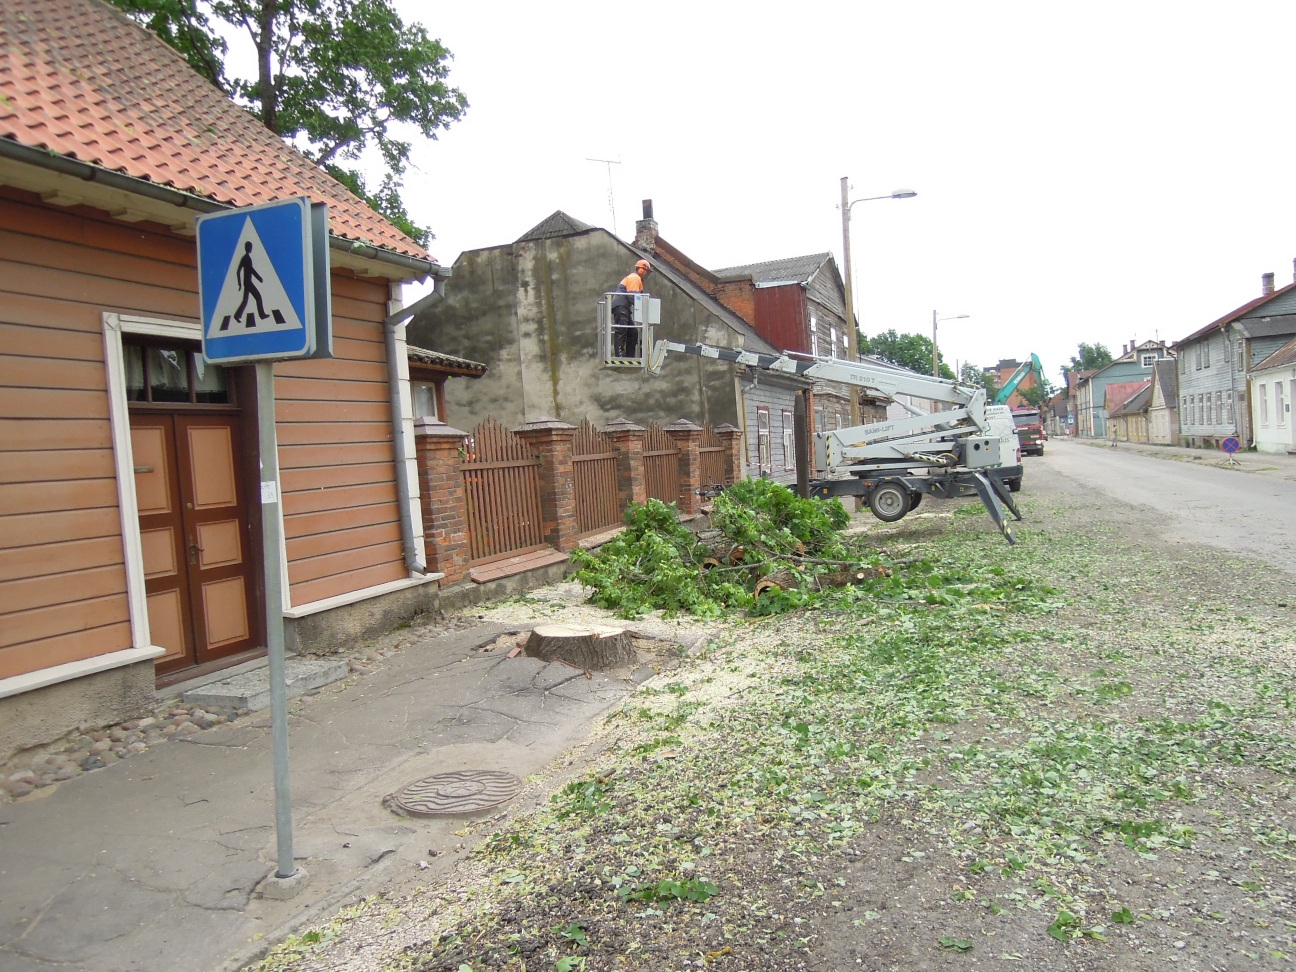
[437,559,576,615]
[284,580,440,656]
[0,659,155,763]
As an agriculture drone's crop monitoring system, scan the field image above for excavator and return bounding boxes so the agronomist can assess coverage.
[594,291,1025,543]
[993,354,1047,455]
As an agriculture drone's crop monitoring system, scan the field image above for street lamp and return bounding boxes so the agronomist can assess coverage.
[840,179,917,425]
[932,311,969,378]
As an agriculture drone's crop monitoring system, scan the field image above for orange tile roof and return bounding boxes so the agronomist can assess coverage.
[0,0,431,262]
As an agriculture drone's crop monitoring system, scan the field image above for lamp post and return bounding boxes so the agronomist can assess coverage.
[840,179,917,425]
[932,311,969,377]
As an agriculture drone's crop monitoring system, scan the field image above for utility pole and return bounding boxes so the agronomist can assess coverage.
[840,177,860,427]
[587,157,621,237]
[932,309,939,377]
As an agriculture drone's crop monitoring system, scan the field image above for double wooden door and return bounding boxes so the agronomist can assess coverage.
[130,412,257,677]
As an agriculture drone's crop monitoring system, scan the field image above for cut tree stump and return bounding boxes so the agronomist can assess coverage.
[523,624,635,670]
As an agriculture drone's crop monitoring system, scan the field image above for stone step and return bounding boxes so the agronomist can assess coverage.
[181,656,348,712]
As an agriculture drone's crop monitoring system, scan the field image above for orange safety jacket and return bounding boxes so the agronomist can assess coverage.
[618,272,645,293]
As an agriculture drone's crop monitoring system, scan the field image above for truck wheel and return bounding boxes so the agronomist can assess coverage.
[1008,478,1022,493]
[869,482,910,522]
[909,491,923,511]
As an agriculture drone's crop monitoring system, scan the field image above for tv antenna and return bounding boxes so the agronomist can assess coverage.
[586,157,621,237]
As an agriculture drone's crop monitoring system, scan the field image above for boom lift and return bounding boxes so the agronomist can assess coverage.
[640,338,1025,543]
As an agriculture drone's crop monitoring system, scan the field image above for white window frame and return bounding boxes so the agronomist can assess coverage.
[1260,383,1269,426]
[1141,352,1157,368]
[1195,345,1202,370]
[830,326,839,359]
[1204,341,1211,369]
[756,406,772,475]
[1278,380,1287,428]
[781,409,795,470]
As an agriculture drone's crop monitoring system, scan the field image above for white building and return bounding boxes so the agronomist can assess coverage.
[1251,335,1296,454]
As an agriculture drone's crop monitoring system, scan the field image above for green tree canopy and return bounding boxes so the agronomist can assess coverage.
[1065,343,1113,374]
[959,361,998,396]
[858,329,955,380]
[110,0,467,247]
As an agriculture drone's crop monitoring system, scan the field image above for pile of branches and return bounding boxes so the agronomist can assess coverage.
[570,479,888,618]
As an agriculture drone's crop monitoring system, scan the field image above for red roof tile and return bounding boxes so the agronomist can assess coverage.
[1104,381,1149,413]
[0,0,430,261]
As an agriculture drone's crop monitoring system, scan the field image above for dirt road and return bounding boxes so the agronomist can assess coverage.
[249,460,1296,972]
[1043,438,1296,574]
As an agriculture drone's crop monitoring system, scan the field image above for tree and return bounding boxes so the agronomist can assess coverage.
[858,329,955,380]
[110,0,467,247]
[1065,343,1113,374]
[959,361,998,397]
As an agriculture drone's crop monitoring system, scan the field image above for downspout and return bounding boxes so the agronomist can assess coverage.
[383,276,449,574]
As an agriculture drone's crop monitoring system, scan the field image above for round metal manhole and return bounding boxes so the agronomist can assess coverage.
[388,769,521,817]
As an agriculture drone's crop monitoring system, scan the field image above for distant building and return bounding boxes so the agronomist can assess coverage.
[1250,334,1296,454]
[1075,341,1174,438]
[1147,359,1180,445]
[1107,381,1153,443]
[1174,269,1296,448]
[985,358,1037,408]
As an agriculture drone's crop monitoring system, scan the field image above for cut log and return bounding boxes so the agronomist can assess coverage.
[816,565,891,589]
[753,569,798,598]
[524,624,635,670]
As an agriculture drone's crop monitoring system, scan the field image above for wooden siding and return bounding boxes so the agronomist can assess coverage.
[276,272,405,606]
[754,284,808,355]
[0,187,404,678]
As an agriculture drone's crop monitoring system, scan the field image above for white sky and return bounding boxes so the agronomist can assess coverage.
[371,2,1296,382]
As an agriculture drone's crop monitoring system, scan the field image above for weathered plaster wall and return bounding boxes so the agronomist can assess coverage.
[409,230,742,432]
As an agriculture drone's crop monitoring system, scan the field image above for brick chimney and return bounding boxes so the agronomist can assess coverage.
[634,199,658,251]
[1292,258,1296,283]
[1262,271,1275,295]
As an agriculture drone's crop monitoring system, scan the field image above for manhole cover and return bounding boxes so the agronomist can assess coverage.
[388,770,521,817]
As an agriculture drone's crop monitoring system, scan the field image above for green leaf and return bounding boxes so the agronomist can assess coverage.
[939,937,974,951]
[1047,910,1079,942]
[557,922,588,947]
[1112,907,1134,925]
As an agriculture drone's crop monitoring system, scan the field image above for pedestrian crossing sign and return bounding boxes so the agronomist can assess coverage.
[197,197,330,363]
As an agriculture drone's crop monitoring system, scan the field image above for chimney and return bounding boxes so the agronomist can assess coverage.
[1292,257,1296,283]
[1262,272,1275,296]
[634,198,658,251]
[1122,343,1128,355]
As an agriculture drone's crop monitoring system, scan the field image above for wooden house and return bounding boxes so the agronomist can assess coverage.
[0,0,454,757]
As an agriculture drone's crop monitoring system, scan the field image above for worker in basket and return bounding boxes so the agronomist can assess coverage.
[611,259,651,358]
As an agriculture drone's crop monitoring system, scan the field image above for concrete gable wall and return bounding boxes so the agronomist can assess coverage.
[409,230,742,432]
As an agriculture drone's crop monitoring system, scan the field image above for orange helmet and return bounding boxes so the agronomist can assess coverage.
[635,259,651,272]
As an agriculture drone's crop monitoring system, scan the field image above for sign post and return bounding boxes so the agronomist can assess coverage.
[196,197,331,897]
[1221,435,1242,466]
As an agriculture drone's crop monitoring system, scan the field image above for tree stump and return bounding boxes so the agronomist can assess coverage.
[524,624,635,670]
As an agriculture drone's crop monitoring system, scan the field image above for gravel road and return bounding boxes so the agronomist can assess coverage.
[1042,439,1296,574]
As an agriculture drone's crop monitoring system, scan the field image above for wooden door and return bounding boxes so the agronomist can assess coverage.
[131,413,256,676]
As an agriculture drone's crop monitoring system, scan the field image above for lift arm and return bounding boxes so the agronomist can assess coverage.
[993,353,1045,405]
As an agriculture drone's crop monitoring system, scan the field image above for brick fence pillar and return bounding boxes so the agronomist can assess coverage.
[514,417,579,552]
[664,418,703,516]
[713,422,744,485]
[602,418,646,511]
[414,418,470,584]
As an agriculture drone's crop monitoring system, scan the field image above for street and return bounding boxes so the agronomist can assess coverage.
[1043,438,1296,574]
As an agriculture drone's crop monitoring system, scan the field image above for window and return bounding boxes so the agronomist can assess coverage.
[830,326,839,359]
[1206,393,1214,425]
[1260,384,1269,425]
[411,381,439,421]
[1227,390,1234,425]
[815,406,825,434]
[1214,390,1222,425]
[122,341,230,405]
[1141,352,1157,368]
[1195,345,1202,370]
[810,332,819,358]
[1181,396,1187,421]
[781,410,795,470]
[756,407,771,475]
[1237,345,1245,372]
[1203,341,1211,368]
[1278,381,1287,426]
[834,413,844,430]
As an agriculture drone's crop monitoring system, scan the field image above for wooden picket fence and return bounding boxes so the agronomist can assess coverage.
[572,420,621,536]
[643,422,681,505]
[699,424,727,489]
[459,418,546,564]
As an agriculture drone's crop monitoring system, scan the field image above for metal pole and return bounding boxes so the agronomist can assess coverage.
[932,309,939,378]
[256,361,295,880]
[841,177,860,427]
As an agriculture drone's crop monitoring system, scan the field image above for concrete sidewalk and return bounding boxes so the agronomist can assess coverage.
[1063,435,1296,480]
[0,616,693,972]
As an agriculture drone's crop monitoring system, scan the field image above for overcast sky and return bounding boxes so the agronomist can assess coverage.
[382,1,1296,383]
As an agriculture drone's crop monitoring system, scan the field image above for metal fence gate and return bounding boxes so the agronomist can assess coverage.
[699,424,727,490]
[643,422,680,505]
[459,418,546,564]
[572,419,621,536]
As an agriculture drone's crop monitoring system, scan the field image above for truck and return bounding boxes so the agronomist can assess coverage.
[1011,407,1046,456]
[640,338,1026,544]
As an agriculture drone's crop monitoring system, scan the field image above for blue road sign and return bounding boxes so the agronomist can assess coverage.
[1222,436,1241,454]
[197,198,316,363]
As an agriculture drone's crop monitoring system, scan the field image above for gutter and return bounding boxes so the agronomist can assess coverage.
[385,274,447,575]
[0,137,440,278]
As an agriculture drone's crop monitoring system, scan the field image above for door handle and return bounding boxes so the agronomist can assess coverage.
[188,537,205,565]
